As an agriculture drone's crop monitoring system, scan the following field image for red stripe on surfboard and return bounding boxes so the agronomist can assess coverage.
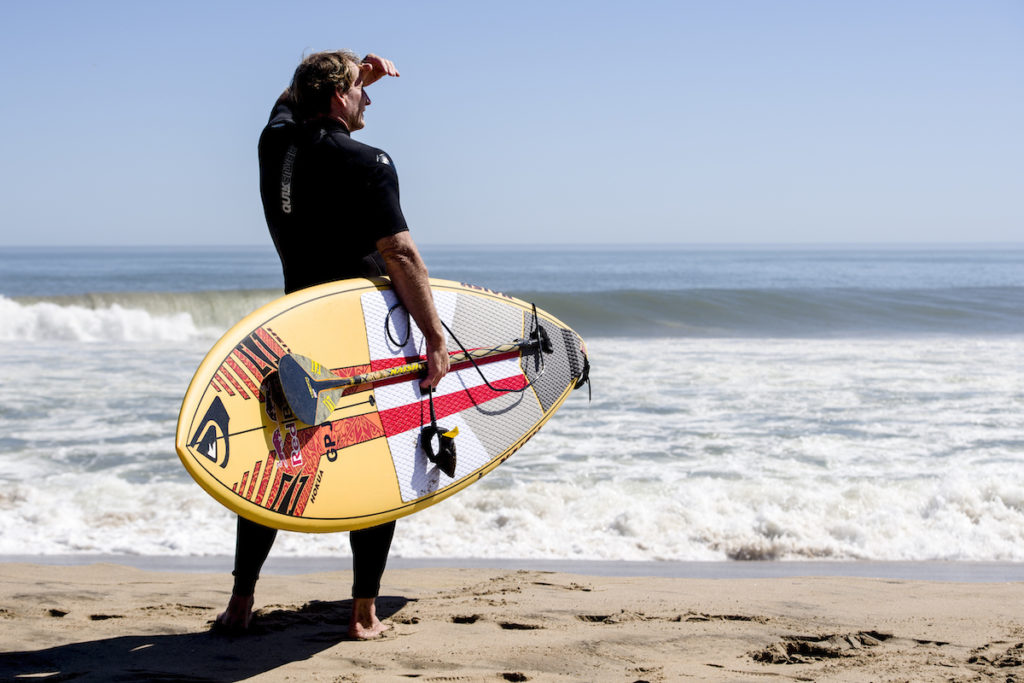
[324,363,374,396]
[302,413,385,451]
[219,366,249,399]
[226,357,260,398]
[246,461,262,499]
[319,348,521,380]
[255,456,274,505]
[366,348,520,372]
[215,370,237,397]
[254,327,287,361]
[331,363,371,379]
[378,374,528,437]
[232,349,267,393]
[371,356,417,371]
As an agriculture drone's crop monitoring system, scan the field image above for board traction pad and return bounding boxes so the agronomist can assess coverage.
[361,288,545,502]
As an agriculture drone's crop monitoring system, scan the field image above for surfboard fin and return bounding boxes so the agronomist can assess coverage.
[535,325,553,354]
[573,339,591,402]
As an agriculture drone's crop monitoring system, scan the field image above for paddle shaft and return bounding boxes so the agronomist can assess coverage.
[306,341,530,394]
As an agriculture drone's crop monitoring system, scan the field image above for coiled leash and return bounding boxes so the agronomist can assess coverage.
[420,387,459,477]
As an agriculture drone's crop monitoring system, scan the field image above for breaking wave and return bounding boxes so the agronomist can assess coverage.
[2,285,1022,343]
[0,290,276,342]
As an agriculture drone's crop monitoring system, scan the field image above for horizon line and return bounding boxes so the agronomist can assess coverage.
[2,240,1023,250]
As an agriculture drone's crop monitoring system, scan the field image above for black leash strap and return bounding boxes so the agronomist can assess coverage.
[420,386,458,477]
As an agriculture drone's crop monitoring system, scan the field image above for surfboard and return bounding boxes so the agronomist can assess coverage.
[175,277,589,532]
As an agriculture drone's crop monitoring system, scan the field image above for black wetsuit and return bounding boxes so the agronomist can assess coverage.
[259,101,409,290]
[231,101,409,599]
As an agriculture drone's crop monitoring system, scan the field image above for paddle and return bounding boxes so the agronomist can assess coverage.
[278,337,545,426]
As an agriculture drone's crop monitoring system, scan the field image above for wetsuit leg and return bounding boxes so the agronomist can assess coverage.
[350,521,396,599]
[231,515,278,596]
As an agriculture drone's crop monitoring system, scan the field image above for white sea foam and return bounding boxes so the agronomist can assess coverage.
[0,295,206,343]
[3,461,1023,561]
[1,335,1023,561]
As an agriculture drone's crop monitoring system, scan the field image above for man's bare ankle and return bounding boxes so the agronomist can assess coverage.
[215,593,255,631]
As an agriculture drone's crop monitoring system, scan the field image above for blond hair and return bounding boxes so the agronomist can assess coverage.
[289,49,360,118]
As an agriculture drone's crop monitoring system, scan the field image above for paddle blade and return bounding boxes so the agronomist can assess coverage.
[278,353,340,425]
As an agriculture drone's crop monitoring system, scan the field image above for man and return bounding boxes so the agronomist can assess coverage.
[215,50,449,639]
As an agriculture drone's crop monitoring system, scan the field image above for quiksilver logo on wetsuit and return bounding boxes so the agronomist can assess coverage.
[281,145,297,214]
[376,153,391,166]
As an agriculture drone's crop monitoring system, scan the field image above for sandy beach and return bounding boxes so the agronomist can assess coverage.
[1,562,1022,682]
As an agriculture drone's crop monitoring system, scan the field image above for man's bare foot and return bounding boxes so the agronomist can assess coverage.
[348,597,389,639]
[214,593,254,633]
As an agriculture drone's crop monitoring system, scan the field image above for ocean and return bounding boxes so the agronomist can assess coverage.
[1,244,1022,564]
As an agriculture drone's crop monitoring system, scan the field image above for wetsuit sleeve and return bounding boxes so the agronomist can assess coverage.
[360,152,409,241]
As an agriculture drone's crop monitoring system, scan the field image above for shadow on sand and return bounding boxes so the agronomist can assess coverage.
[0,595,410,682]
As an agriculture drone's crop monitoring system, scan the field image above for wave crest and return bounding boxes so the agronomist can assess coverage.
[0,290,277,342]
[523,286,1024,337]
[3,285,1022,343]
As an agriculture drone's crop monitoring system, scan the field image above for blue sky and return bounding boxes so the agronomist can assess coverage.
[0,1,1020,246]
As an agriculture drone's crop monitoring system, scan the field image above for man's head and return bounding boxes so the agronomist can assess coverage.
[289,50,370,131]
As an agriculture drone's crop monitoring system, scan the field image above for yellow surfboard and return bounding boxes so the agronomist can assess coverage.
[175,278,589,532]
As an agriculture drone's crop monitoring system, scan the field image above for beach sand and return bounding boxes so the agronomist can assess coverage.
[1,562,1022,682]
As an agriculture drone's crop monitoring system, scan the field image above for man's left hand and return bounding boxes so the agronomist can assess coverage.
[361,54,400,87]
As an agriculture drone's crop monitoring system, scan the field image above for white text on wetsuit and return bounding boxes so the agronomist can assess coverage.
[280,145,297,214]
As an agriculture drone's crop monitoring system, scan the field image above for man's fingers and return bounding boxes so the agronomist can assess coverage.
[362,54,401,82]
[418,346,450,390]
[419,367,445,390]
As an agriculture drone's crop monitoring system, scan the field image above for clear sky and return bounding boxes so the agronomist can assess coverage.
[0,1,1021,246]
